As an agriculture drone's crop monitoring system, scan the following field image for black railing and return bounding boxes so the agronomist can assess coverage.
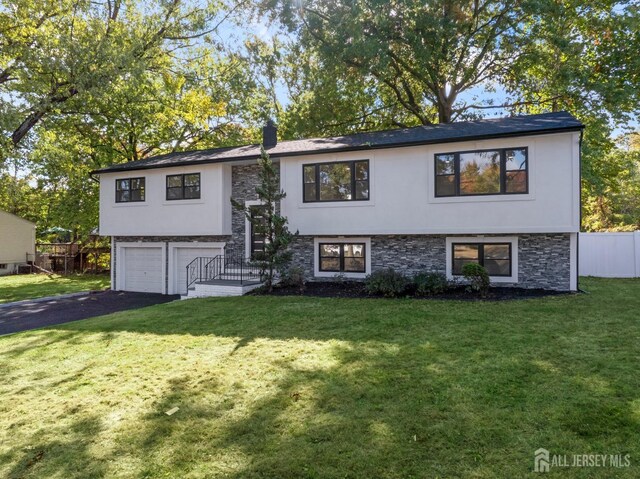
[186,253,263,291]
[186,256,217,290]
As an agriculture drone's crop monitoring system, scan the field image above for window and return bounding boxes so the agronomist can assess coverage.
[435,147,528,197]
[303,160,369,202]
[319,243,366,273]
[452,242,512,277]
[166,173,200,200]
[116,177,145,203]
[0,264,7,269]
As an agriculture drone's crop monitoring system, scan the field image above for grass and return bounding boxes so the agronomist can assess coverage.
[0,277,638,478]
[0,274,110,304]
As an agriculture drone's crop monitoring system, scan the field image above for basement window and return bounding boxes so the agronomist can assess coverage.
[318,243,366,273]
[452,242,512,277]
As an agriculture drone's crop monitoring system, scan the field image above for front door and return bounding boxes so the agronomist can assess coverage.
[250,205,268,259]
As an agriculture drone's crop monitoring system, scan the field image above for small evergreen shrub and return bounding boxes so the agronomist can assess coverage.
[280,266,306,292]
[333,273,347,283]
[414,272,448,296]
[365,268,409,298]
[462,263,490,297]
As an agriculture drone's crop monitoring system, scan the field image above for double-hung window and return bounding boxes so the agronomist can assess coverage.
[318,243,366,273]
[452,243,512,277]
[166,173,201,200]
[115,177,145,203]
[303,160,369,202]
[435,148,528,197]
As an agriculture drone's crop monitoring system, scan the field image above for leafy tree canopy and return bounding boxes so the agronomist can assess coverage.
[0,0,639,236]
[254,0,640,229]
[0,0,274,237]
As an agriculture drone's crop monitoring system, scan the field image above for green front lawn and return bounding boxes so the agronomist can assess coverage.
[0,277,638,478]
[0,273,110,304]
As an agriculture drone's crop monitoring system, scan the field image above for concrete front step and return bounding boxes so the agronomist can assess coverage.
[181,280,263,299]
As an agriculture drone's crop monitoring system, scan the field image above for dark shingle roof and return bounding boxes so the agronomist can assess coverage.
[92,111,583,174]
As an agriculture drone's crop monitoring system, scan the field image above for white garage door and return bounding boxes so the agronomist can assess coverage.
[122,247,163,293]
[174,247,223,295]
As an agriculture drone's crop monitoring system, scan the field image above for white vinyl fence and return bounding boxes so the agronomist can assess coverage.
[579,231,640,278]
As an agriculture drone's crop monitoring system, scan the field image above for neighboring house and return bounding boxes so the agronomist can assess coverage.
[0,209,36,276]
[92,112,583,296]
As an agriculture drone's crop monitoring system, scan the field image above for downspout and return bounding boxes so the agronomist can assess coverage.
[577,130,583,292]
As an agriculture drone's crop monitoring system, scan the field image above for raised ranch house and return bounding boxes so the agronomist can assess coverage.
[0,209,36,276]
[92,112,583,297]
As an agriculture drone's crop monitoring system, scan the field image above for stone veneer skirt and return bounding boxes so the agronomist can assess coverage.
[288,233,571,291]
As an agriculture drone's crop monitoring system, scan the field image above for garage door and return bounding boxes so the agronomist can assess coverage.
[173,247,223,295]
[122,247,163,293]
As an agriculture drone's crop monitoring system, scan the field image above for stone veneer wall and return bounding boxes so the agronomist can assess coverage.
[371,235,447,275]
[227,164,280,258]
[288,233,571,291]
[517,233,571,290]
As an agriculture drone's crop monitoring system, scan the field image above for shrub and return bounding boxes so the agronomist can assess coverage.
[414,272,448,296]
[333,272,347,283]
[365,268,409,298]
[462,263,490,297]
[280,266,306,292]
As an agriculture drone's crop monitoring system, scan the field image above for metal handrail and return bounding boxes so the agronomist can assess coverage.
[186,256,217,291]
[186,253,263,292]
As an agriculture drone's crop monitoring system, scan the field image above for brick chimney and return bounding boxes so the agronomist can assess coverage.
[262,119,277,148]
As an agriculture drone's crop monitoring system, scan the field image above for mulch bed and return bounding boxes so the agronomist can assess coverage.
[253,281,573,301]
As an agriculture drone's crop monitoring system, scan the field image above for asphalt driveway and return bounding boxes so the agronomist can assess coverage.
[0,291,179,335]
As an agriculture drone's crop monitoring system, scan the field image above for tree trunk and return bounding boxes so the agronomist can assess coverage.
[11,87,79,146]
[11,110,46,146]
[438,103,452,123]
[437,85,456,123]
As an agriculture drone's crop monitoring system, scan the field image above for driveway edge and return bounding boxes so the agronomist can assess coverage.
[0,291,101,309]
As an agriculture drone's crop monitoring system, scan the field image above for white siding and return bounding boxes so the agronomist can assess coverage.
[98,131,580,239]
[99,163,232,236]
[280,132,580,235]
[0,210,36,274]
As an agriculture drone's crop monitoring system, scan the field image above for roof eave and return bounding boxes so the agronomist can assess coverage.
[90,124,584,175]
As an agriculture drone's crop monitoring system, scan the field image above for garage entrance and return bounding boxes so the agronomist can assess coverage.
[169,242,225,295]
[118,245,164,293]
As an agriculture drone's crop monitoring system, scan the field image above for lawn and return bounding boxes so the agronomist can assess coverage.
[0,277,638,478]
[0,274,110,304]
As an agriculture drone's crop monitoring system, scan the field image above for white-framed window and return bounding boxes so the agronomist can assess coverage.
[435,147,528,197]
[445,236,518,283]
[115,177,145,203]
[303,160,370,203]
[313,237,371,279]
[166,173,201,200]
